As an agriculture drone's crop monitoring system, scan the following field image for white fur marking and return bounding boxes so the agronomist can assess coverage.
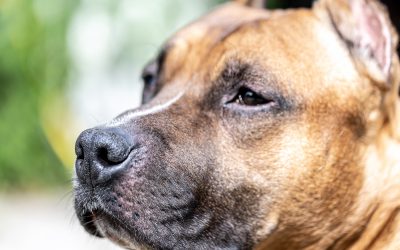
[109,91,184,126]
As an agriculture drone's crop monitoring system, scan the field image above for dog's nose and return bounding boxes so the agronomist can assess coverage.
[75,127,133,187]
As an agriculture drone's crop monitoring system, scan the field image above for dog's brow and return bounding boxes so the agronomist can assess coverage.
[217,59,282,93]
[221,60,251,82]
[208,59,295,113]
[156,46,169,74]
[216,60,256,90]
[143,45,171,77]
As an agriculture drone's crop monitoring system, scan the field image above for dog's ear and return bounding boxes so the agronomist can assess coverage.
[316,0,399,86]
[235,0,266,8]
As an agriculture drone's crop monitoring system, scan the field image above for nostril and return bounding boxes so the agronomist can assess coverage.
[76,143,84,160]
[96,146,127,166]
[97,147,109,165]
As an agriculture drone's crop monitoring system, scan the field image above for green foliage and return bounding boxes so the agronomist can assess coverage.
[0,0,77,190]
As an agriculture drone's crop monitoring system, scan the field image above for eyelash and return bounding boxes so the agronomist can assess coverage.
[230,87,273,106]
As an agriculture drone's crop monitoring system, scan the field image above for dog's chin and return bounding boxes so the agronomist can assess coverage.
[80,205,212,248]
[93,212,148,250]
[78,209,103,238]
[74,197,142,248]
[77,207,148,249]
[75,193,209,249]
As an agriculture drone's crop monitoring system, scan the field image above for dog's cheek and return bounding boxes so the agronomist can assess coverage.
[214,117,303,242]
[219,109,366,247]
[261,118,365,248]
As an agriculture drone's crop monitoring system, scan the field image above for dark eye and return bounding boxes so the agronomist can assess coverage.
[141,62,159,104]
[142,72,156,87]
[232,87,271,106]
[141,62,157,87]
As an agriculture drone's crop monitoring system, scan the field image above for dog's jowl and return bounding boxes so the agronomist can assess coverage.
[73,0,400,249]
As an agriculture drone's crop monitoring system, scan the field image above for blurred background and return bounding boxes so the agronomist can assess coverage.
[0,0,398,249]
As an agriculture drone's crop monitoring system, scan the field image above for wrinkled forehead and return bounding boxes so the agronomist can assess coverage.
[159,3,272,83]
[161,2,358,98]
[171,2,270,46]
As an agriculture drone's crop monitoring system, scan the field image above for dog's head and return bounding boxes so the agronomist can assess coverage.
[74,0,400,249]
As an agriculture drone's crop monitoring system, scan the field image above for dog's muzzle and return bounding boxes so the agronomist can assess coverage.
[74,126,139,237]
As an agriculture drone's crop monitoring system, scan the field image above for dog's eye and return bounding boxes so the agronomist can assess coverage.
[141,62,159,104]
[143,72,156,87]
[233,87,271,106]
[142,63,157,87]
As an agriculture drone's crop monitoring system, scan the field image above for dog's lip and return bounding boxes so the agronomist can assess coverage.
[80,209,104,238]
[80,206,135,244]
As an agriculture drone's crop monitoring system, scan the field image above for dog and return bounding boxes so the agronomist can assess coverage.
[73,0,400,249]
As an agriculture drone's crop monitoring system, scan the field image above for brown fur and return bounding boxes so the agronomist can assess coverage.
[74,0,400,249]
